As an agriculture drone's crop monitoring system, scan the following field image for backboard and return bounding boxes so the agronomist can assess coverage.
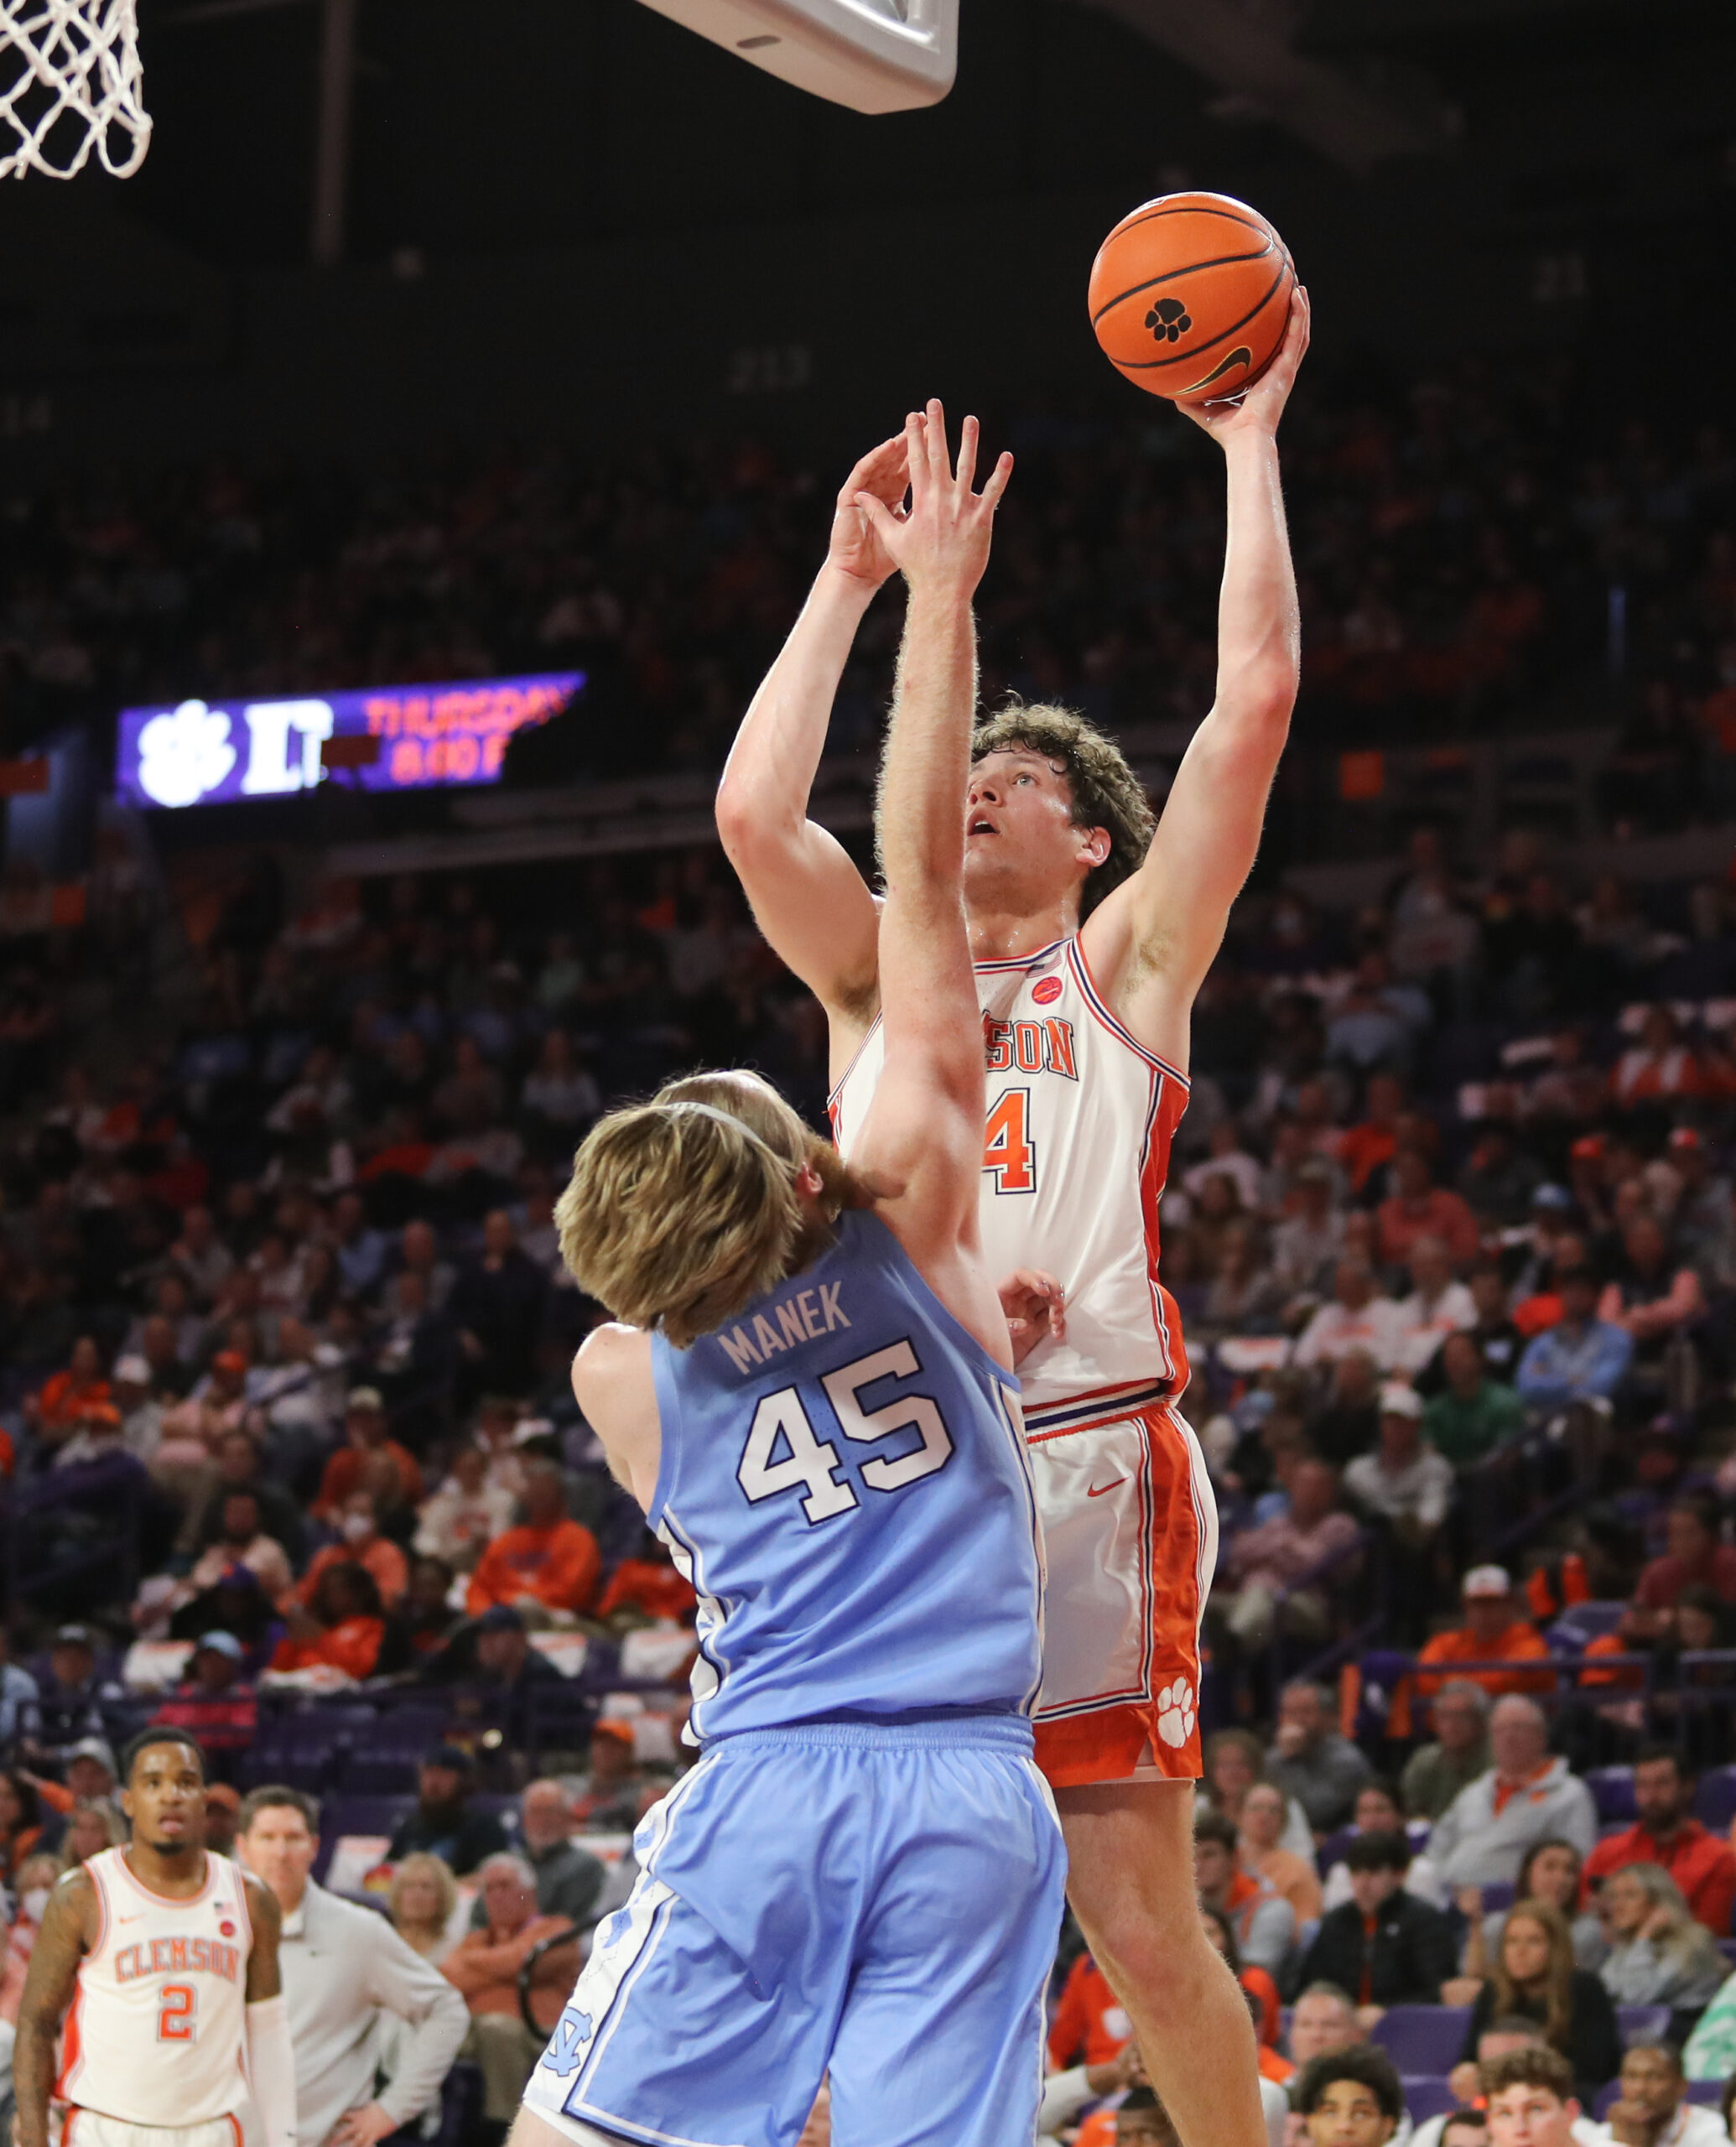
[633,0,957,114]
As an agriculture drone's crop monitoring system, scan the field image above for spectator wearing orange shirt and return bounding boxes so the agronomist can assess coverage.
[465,1460,600,1619]
[1048,1950,1134,2072]
[1580,1747,1736,1937]
[1414,1566,1553,1702]
[595,1531,699,1626]
[27,1335,110,1434]
[311,1388,424,1521]
[294,1489,409,1610]
[271,1560,387,1679]
[1338,1074,1406,1198]
[1377,1147,1481,1271]
[442,1853,580,2124]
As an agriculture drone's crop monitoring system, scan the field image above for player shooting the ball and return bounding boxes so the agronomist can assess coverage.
[514,408,1065,2147]
[718,292,1310,2147]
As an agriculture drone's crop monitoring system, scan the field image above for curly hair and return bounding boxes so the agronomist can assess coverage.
[969,702,1156,918]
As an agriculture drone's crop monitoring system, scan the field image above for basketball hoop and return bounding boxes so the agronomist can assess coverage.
[0,0,149,181]
[636,0,957,115]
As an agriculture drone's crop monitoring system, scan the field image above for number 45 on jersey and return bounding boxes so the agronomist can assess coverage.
[737,1341,955,1525]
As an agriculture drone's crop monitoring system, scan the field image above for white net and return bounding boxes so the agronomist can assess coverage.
[0,0,148,181]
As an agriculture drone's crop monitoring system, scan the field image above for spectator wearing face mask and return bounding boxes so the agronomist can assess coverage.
[294,1491,408,1610]
[0,1851,62,2024]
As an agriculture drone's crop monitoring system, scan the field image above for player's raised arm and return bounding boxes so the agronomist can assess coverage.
[715,435,911,1042]
[13,1871,93,2147]
[1090,289,1311,1058]
[850,403,1012,1332]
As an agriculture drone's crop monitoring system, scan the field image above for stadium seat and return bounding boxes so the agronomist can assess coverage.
[1547,1604,1629,1651]
[310,1793,413,1880]
[1617,2006,1671,2046]
[1403,2079,1461,2124]
[1480,1882,1515,1914]
[1695,1767,1736,1830]
[1687,2084,1725,2107]
[1586,1766,1637,1822]
[1371,2007,1473,2075]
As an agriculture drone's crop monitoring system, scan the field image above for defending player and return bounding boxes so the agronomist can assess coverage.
[715,295,1309,2147]
[13,1730,296,2147]
[513,409,1063,2147]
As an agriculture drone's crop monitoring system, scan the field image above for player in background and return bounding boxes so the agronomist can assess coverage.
[715,296,1309,2147]
[512,409,1063,2147]
[14,1730,295,2147]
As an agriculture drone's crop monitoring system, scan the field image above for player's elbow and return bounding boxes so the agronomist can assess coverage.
[1221,660,1297,732]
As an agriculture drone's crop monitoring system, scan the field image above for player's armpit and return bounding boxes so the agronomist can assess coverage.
[13,1869,95,2147]
[243,1870,284,2001]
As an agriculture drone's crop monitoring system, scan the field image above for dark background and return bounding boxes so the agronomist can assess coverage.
[1,0,1732,472]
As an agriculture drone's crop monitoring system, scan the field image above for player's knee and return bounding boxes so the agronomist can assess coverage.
[1086,1893,1233,2007]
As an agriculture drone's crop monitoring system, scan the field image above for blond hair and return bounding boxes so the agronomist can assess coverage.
[387,1851,457,1952]
[969,702,1156,918]
[554,1070,861,1348]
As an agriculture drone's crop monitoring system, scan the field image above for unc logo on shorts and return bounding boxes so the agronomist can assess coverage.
[542,2005,596,2079]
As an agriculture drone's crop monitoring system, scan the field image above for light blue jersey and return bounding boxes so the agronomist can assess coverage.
[647,1207,1045,1742]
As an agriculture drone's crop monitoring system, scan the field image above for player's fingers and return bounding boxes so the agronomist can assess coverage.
[854,492,902,543]
[925,398,951,488]
[955,414,980,496]
[843,436,899,495]
[980,450,1015,512]
[903,411,928,507]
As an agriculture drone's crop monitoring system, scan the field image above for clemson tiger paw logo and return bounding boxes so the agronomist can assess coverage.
[1145,296,1192,344]
[1156,1678,1197,1748]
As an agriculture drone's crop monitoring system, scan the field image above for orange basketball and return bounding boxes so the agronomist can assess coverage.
[1089,191,1295,403]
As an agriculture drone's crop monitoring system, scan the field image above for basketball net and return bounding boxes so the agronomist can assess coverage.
[0,0,149,180]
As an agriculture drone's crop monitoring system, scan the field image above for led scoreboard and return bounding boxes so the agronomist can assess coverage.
[114,672,584,810]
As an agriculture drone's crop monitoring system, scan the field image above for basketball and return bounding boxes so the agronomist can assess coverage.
[1088,190,1296,402]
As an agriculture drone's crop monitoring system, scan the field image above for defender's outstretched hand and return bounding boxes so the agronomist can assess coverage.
[1181,284,1311,442]
[855,400,1012,599]
[998,1268,1066,1368]
[827,434,913,591]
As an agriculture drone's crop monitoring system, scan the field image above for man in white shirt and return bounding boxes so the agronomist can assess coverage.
[1581,2044,1728,2147]
[237,1786,469,2147]
[1429,1697,1598,1889]
[1344,1387,1454,1543]
[1392,1236,1477,1375]
[1295,1260,1406,1372]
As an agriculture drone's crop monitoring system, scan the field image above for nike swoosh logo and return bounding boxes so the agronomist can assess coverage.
[1087,1478,1128,1498]
[1182,346,1253,394]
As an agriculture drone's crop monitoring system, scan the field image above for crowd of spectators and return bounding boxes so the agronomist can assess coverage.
[0,356,1733,811]
[0,352,1730,2147]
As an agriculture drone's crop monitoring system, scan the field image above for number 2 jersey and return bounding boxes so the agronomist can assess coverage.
[647,1208,1044,1741]
[59,1847,254,2128]
[832,934,1192,1424]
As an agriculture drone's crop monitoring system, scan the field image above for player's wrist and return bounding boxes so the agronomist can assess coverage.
[817,558,884,606]
[1218,419,1281,457]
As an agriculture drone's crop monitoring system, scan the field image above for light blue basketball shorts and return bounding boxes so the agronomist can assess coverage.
[522,1713,1067,2147]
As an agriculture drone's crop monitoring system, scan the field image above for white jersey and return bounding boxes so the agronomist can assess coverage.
[59,1848,254,2128]
[831,933,1192,1426]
